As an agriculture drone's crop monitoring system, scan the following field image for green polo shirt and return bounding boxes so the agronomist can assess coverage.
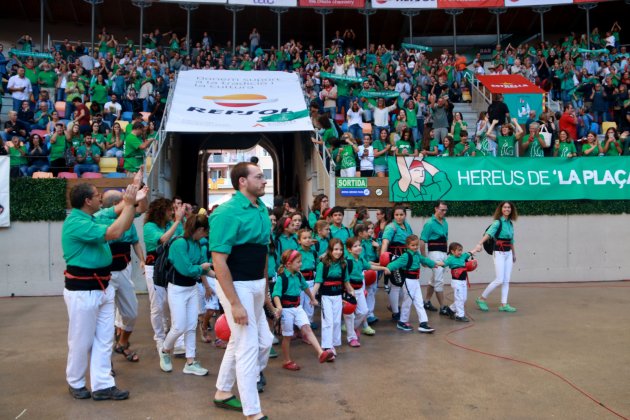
[276,233,299,256]
[497,135,516,157]
[298,247,318,272]
[361,238,378,262]
[313,234,329,256]
[24,67,38,85]
[272,271,308,298]
[486,217,514,241]
[330,224,351,243]
[76,144,101,165]
[420,215,448,243]
[62,208,111,268]
[443,252,471,270]
[38,70,57,87]
[315,261,349,283]
[143,221,167,253]
[386,250,435,271]
[268,252,279,278]
[382,221,413,245]
[346,253,371,283]
[49,134,67,161]
[94,207,139,244]
[308,210,320,230]
[209,191,271,254]
[123,133,144,172]
[168,237,207,278]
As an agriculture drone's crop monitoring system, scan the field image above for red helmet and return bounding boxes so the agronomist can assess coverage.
[465,259,478,272]
[364,270,377,286]
[379,252,392,267]
[215,314,231,341]
[342,292,357,315]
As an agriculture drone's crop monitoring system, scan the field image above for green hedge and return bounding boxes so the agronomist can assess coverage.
[410,200,630,217]
[9,178,67,222]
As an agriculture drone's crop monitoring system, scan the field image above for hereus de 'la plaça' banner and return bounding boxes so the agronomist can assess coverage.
[388,156,630,202]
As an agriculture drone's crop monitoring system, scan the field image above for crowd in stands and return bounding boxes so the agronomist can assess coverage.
[0,21,629,178]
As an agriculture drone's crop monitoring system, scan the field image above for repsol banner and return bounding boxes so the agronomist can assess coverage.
[387,156,630,202]
[165,70,313,133]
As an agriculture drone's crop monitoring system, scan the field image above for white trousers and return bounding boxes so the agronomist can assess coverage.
[400,279,428,324]
[344,285,368,341]
[300,280,315,322]
[481,251,513,305]
[428,251,447,292]
[110,264,138,332]
[388,284,402,314]
[450,279,467,317]
[320,295,342,349]
[216,279,273,417]
[340,167,357,177]
[64,286,116,391]
[366,280,378,318]
[144,265,183,350]
[164,284,199,359]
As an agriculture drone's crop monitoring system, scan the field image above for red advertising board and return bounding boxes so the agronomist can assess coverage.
[476,75,545,94]
[437,0,503,7]
[299,0,365,7]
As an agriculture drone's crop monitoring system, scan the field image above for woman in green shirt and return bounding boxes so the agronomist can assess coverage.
[373,128,392,177]
[105,123,125,158]
[7,136,28,177]
[439,135,455,157]
[582,132,603,156]
[66,123,83,151]
[418,128,439,157]
[90,74,109,109]
[602,128,623,156]
[487,119,523,157]
[553,130,577,158]
[394,128,415,156]
[450,112,468,143]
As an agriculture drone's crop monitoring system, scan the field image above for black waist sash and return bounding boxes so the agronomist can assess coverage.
[145,250,157,266]
[320,276,344,296]
[65,265,112,291]
[494,239,513,252]
[427,236,447,253]
[109,242,132,271]
[227,244,267,281]
[389,242,406,256]
[169,268,198,287]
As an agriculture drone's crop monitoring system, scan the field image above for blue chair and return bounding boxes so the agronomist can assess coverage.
[105,172,127,178]
[122,112,134,122]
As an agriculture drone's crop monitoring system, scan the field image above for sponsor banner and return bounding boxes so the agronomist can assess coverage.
[337,177,368,188]
[372,0,436,9]
[165,70,313,133]
[228,0,297,6]
[505,0,571,7]
[388,156,630,202]
[476,75,545,94]
[504,93,543,124]
[437,0,503,7]
[298,0,365,7]
[0,156,9,227]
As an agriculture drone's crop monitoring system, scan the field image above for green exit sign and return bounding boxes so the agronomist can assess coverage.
[336,178,368,188]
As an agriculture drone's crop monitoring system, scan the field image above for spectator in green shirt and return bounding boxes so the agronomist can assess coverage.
[74,134,101,176]
[124,122,154,173]
[7,136,28,177]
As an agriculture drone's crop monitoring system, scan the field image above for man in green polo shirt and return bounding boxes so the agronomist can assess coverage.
[210,162,274,418]
[62,181,138,401]
[124,122,154,173]
[419,201,452,316]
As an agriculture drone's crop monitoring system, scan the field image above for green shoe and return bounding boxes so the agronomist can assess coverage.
[269,347,278,358]
[475,298,489,312]
[213,395,243,412]
[341,324,347,333]
[499,304,517,313]
[362,326,376,336]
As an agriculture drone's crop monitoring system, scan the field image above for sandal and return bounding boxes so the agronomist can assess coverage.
[282,360,300,371]
[114,344,140,362]
[318,349,334,363]
[213,395,243,412]
[199,325,211,343]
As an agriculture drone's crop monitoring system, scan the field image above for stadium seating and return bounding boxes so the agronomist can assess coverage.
[55,101,66,118]
[99,157,118,173]
[81,172,103,179]
[32,172,54,179]
[57,172,78,179]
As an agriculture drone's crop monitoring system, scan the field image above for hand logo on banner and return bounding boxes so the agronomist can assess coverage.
[390,155,452,202]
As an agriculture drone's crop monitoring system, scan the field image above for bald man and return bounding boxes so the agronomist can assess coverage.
[95,185,148,362]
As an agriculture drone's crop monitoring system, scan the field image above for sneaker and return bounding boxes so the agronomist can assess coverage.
[384,284,391,292]
[439,306,453,316]
[391,312,400,322]
[366,315,379,325]
[499,304,517,313]
[455,316,470,322]
[257,372,265,393]
[173,347,186,358]
[259,371,267,387]
[68,386,91,399]
[272,336,280,345]
[475,298,489,312]
[159,350,172,372]
[348,338,361,347]
[92,386,129,401]
[396,321,412,332]
[418,322,435,334]
[341,324,347,333]
[183,361,209,376]
[362,326,376,336]
[269,347,279,359]
[424,301,438,312]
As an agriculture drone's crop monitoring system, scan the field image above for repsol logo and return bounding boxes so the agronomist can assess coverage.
[187,107,290,115]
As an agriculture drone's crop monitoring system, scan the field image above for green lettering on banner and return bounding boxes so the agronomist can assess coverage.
[387,156,630,202]
[337,177,368,189]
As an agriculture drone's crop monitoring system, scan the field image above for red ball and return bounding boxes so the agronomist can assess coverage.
[364,270,377,286]
[215,314,231,341]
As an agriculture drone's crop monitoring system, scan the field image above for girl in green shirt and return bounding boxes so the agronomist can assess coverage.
[105,122,125,158]
[582,132,603,156]
[553,130,577,158]
[418,128,439,157]
[602,128,623,156]
[90,75,109,108]
[335,133,359,177]
[373,128,392,177]
[394,128,415,156]
[440,135,455,157]
[272,249,334,369]
[450,112,468,143]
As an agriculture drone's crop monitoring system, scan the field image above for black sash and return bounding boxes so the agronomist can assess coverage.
[65,265,112,291]
[227,244,267,281]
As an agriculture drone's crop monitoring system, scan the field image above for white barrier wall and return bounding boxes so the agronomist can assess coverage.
[0,214,628,296]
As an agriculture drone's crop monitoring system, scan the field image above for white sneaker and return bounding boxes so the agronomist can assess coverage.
[183,361,208,376]
[159,350,172,372]
[173,347,186,355]
[272,336,280,345]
